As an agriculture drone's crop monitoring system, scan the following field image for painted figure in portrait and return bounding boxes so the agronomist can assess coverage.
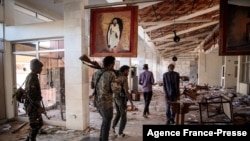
[90,6,138,57]
[107,18,123,52]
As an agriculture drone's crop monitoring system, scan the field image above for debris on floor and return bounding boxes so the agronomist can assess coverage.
[0,85,250,141]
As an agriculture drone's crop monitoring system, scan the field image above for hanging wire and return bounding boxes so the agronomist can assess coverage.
[173,0,176,30]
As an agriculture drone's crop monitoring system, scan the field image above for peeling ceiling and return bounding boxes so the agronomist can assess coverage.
[15,0,221,61]
[137,0,220,61]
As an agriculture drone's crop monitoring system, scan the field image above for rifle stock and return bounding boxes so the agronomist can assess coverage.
[79,54,102,69]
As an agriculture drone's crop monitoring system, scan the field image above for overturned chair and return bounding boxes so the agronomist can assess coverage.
[198,95,233,124]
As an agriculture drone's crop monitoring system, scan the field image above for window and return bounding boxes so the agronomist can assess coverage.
[241,56,250,83]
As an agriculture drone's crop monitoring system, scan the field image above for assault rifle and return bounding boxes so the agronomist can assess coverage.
[26,96,51,120]
[41,101,51,120]
[79,54,102,69]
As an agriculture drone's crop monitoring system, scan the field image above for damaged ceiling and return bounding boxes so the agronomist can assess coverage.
[15,0,221,61]
[137,0,220,61]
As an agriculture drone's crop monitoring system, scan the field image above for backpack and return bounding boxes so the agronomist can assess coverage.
[12,80,27,103]
[13,87,27,103]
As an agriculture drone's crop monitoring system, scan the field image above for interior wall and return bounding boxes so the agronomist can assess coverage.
[0,4,3,21]
[237,56,250,95]
[4,0,63,41]
[137,36,158,79]
[190,60,198,84]
[136,36,158,91]
[224,56,238,89]
[5,20,64,41]
[238,83,250,95]
[14,11,44,25]
[198,51,222,87]
[162,60,196,83]
[155,56,163,82]
[4,0,15,26]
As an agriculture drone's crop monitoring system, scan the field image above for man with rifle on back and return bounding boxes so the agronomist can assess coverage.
[91,56,121,141]
[24,58,45,141]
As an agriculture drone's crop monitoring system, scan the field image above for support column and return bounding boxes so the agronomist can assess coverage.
[4,42,15,119]
[64,0,89,130]
[4,0,15,119]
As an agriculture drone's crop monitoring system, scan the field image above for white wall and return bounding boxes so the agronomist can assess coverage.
[137,36,158,76]
[5,20,64,41]
[224,56,238,89]
[237,56,250,95]
[162,60,198,84]
[198,51,223,87]
[162,60,189,75]
[190,60,198,84]
[238,83,250,95]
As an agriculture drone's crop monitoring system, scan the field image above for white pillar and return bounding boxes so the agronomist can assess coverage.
[4,0,16,119]
[64,0,89,130]
[4,42,15,119]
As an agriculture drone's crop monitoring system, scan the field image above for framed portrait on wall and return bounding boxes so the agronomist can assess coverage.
[219,0,250,55]
[89,6,138,57]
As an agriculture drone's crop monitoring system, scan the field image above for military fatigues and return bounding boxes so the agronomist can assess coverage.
[112,73,129,135]
[91,69,121,141]
[24,72,43,141]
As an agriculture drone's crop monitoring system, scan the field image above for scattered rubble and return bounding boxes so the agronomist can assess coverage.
[0,85,250,140]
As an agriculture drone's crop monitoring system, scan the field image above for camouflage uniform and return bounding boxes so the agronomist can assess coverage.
[112,73,129,135]
[24,72,43,141]
[91,69,121,141]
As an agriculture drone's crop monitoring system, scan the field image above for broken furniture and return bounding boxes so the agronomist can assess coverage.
[182,87,198,100]
[169,101,196,125]
[198,95,233,124]
[194,84,209,91]
[231,94,250,124]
